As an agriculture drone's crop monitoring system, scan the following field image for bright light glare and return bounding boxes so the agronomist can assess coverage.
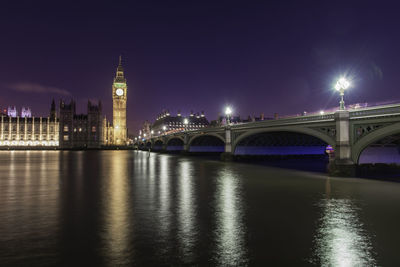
[320,110,325,115]
[184,118,189,125]
[335,77,350,91]
[151,130,154,134]
[163,126,166,130]
[225,106,232,116]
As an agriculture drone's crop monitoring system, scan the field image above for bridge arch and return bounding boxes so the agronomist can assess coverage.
[188,133,225,146]
[232,127,335,155]
[154,140,164,146]
[166,136,184,145]
[152,140,164,151]
[188,133,225,152]
[166,136,184,151]
[145,141,152,149]
[352,122,400,164]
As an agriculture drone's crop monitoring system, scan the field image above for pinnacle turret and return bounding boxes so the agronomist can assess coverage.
[114,55,126,83]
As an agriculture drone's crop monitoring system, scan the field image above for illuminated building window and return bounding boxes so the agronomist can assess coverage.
[92,126,96,132]
[74,128,77,132]
[63,125,69,132]
[63,135,69,141]
[79,128,82,132]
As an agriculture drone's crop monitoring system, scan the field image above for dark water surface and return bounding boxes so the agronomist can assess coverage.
[1,151,400,266]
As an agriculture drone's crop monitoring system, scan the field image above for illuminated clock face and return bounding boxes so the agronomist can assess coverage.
[116,88,124,96]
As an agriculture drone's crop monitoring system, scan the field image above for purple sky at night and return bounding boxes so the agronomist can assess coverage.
[1,1,400,133]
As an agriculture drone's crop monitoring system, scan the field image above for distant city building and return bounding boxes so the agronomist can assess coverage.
[0,101,59,147]
[7,106,17,117]
[151,110,209,135]
[214,113,270,126]
[21,107,32,118]
[140,120,151,138]
[59,100,103,149]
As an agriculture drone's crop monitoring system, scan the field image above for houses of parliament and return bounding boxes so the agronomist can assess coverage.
[0,57,129,149]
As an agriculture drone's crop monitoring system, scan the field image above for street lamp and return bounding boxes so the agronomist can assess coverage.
[335,77,350,110]
[225,106,232,124]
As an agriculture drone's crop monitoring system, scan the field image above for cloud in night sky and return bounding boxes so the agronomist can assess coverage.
[5,82,71,96]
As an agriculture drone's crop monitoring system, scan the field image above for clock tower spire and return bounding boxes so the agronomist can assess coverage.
[112,56,127,145]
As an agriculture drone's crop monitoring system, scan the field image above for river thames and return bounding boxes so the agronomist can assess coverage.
[0,150,399,266]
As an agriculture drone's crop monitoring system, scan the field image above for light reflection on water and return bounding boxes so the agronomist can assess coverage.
[214,167,248,266]
[158,154,172,239]
[103,152,132,265]
[311,179,377,266]
[1,151,398,266]
[177,160,197,262]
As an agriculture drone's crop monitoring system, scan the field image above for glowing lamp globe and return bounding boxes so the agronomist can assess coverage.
[225,107,232,116]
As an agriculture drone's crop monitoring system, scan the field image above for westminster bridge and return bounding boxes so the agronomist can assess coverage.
[135,104,400,175]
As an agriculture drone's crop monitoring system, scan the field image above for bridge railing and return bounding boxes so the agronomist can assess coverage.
[349,103,400,118]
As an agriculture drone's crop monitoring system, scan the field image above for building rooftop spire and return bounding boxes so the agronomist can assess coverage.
[114,55,126,83]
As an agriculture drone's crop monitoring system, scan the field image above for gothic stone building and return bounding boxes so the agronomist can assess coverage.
[0,101,59,148]
[59,100,103,149]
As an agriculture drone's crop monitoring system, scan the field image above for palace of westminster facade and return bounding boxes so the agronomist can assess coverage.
[0,58,128,149]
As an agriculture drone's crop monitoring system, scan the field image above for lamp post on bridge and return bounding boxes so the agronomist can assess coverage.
[183,118,189,131]
[225,106,232,125]
[335,77,350,110]
[330,76,355,175]
[221,106,234,161]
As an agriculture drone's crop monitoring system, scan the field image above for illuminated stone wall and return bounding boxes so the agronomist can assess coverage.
[0,116,59,147]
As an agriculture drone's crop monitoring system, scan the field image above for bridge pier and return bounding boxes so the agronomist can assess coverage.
[329,110,356,176]
[183,134,189,152]
[221,126,234,161]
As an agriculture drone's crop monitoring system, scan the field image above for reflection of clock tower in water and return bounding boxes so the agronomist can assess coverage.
[112,56,127,145]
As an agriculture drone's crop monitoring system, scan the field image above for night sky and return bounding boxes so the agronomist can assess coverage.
[1,1,400,133]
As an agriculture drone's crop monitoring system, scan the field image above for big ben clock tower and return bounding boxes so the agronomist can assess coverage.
[112,56,127,145]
